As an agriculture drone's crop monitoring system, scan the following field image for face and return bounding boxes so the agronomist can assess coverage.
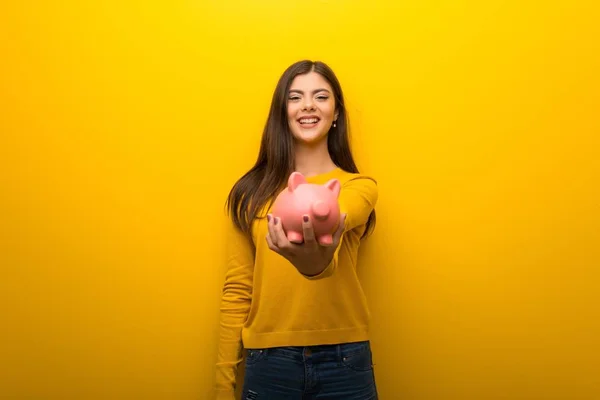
[286,71,339,145]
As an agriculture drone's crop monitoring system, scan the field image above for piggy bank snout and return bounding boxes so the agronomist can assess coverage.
[311,200,331,220]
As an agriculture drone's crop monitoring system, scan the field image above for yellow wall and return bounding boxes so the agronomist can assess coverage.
[1,1,598,399]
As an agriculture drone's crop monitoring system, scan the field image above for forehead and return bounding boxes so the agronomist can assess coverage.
[289,72,333,91]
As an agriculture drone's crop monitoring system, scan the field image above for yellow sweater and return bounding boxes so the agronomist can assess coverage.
[214,167,378,398]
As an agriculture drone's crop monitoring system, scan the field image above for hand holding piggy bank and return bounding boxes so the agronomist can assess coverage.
[271,171,341,246]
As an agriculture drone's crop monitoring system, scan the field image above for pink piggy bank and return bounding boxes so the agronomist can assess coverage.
[272,171,341,246]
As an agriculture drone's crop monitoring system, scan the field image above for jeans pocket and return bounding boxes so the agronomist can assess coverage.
[340,342,374,372]
[245,349,267,367]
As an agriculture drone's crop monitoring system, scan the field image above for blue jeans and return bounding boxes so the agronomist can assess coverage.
[241,341,378,399]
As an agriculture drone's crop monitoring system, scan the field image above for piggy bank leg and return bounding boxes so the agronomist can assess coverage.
[287,231,304,244]
[318,234,333,246]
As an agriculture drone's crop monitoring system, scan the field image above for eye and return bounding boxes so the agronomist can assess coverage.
[288,96,301,101]
[317,96,329,100]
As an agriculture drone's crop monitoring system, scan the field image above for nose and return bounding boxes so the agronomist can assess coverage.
[302,98,315,111]
[311,201,330,220]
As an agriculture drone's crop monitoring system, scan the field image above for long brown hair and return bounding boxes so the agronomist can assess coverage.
[225,60,376,240]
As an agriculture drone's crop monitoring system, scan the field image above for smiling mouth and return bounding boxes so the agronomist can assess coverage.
[298,117,320,126]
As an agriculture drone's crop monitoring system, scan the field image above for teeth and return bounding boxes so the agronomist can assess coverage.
[300,118,318,124]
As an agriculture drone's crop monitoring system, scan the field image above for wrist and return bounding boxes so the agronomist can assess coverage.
[293,256,331,277]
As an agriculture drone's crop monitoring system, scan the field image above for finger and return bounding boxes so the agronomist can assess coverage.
[301,215,316,245]
[273,217,291,248]
[267,214,278,247]
[265,232,280,254]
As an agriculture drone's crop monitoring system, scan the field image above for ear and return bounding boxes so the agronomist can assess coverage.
[288,172,306,192]
[334,110,339,121]
[324,179,341,198]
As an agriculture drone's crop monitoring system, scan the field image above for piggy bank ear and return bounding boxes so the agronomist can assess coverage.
[288,172,306,192]
[324,179,341,198]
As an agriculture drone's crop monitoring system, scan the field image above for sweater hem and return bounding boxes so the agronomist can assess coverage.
[242,326,370,349]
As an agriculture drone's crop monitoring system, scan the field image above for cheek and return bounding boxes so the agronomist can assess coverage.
[322,102,335,119]
[287,103,299,118]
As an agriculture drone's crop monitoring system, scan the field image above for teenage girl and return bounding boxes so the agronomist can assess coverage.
[215,60,379,399]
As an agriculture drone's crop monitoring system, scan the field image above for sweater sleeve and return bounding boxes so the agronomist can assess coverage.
[304,174,378,280]
[214,217,255,398]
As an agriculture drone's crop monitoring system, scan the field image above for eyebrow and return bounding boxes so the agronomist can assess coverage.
[288,88,331,95]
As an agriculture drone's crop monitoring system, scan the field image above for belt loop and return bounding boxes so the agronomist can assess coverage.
[336,343,342,362]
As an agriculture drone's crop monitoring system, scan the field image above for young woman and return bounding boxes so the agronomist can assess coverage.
[214,60,379,399]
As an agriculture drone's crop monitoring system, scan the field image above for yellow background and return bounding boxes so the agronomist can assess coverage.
[1,1,599,399]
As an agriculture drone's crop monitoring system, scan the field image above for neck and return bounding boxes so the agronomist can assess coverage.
[293,138,337,178]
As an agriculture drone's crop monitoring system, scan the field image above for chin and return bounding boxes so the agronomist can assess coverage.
[292,131,328,145]
[289,118,331,145]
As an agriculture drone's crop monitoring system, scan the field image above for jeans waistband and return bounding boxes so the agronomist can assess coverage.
[249,340,370,363]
